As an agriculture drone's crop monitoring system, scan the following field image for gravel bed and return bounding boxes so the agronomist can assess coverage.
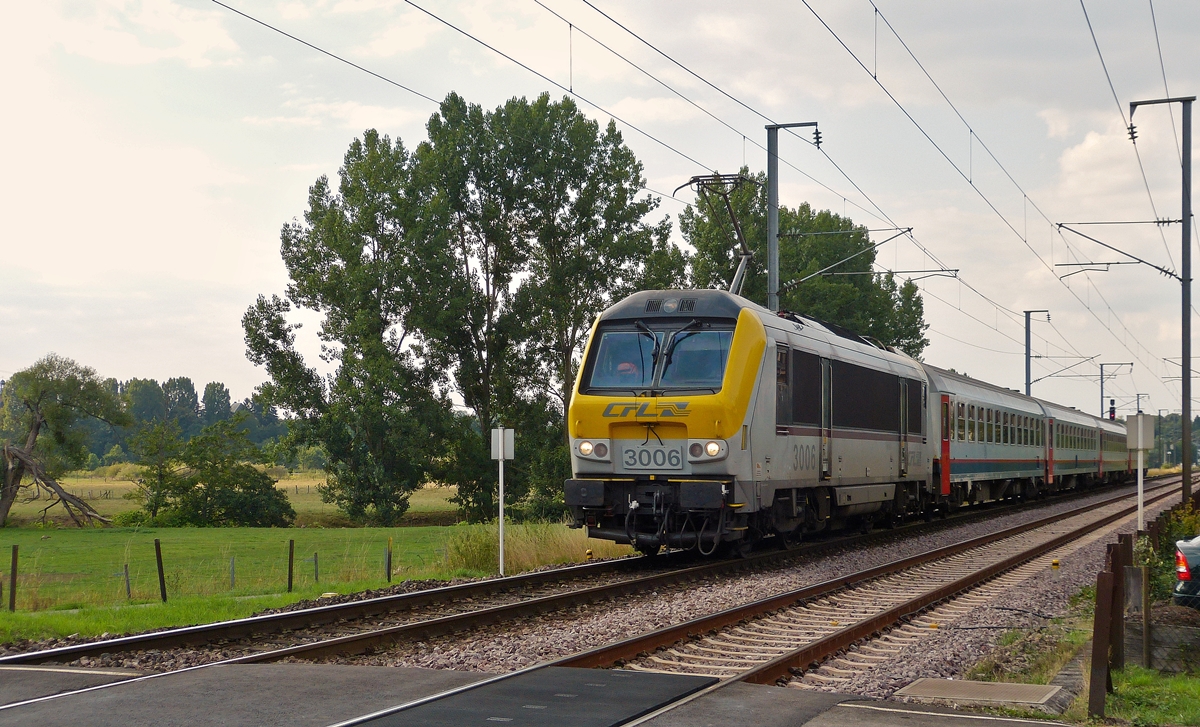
[312,484,1160,673]
[823,496,1179,699]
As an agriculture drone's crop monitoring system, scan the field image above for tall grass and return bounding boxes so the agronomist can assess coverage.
[444,522,632,574]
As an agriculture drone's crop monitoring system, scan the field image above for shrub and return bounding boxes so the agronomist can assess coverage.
[111,510,148,527]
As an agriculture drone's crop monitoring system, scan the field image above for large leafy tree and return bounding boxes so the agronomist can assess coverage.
[413,93,687,518]
[162,377,200,435]
[0,354,129,526]
[202,382,232,426]
[681,169,929,357]
[244,129,450,525]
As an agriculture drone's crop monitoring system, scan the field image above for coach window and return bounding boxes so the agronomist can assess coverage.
[976,407,983,441]
[985,409,992,443]
[1023,416,1030,445]
[956,402,965,440]
[1037,420,1043,446]
[967,405,975,441]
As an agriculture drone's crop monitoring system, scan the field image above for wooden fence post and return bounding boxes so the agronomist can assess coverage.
[1110,543,1125,668]
[8,545,17,612]
[386,537,393,583]
[287,539,295,593]
[1089,569,1115,718]
[154,539,167,603]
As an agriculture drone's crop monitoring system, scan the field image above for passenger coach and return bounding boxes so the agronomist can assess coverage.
[564,289,1131,555]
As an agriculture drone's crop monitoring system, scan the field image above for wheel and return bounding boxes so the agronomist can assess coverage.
[635,541,662,557]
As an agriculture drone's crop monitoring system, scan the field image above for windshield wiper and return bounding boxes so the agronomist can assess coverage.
[662,319,702,369]
[635,320,660,365]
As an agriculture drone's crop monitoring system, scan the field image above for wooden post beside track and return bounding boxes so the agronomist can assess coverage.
[154,539,167,603]
[287,539,295,593]
[8,545,16,612]
[1089,568,1115,718]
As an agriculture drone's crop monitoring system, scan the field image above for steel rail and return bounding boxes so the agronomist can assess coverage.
[1,476,1171,666]
[553,481,1180,675]
[314,477,1185,727]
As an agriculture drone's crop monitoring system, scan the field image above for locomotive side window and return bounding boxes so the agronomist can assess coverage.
[831,360,899,432]
[791,350,822,425]
[776,345,790,427]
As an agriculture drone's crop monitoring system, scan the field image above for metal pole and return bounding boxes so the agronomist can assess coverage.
[1138,448,1145,531]
[1023,310,1047,396]
[1026,311,1032,396]
[1183,98,1193,503]
[1100,364,1106,418]
[499,426,506,577]
[767,127,779,311]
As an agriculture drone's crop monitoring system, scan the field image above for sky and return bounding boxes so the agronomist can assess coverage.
[2,0,1197,418]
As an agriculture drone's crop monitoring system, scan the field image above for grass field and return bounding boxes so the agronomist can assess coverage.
[0,521,632,642]
[6,471,461,527]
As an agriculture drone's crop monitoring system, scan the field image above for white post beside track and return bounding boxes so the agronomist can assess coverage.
[491,427,515,576]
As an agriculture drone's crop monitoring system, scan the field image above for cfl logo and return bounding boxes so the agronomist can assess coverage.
[601,402,691,418]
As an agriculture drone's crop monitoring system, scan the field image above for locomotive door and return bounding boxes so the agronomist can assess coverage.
[898,379,909,477]
[820,358,832,480]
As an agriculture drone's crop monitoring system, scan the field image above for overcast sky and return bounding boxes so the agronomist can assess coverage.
[3,0,1198,417]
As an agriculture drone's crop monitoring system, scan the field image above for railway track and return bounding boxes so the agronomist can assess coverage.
[307,476,1182,727]
[1,477,1170,669]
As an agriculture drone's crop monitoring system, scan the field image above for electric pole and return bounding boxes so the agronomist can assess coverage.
[1130,95,1194,502]
[766,122,819,312]
[1024,310,1048,396]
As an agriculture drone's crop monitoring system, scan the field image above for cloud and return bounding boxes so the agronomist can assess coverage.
[356,11,442,57]
[243,97,427,130]
[607,96,703,125]
[54,0,239,67]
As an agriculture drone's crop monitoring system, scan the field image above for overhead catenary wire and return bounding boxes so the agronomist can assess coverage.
[1079,0,1177,270]
[572,0,1093,368]
[800,0,1170,390]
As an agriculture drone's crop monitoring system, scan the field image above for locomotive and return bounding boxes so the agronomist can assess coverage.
[564,289,1132,555]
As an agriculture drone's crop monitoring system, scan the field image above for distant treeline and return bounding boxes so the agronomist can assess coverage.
[76,377,289,470]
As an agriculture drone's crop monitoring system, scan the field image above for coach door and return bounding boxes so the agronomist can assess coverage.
[1046,419,1055,485]
[939,394,951,496]
[820,358,832,480]
[898,379,909,477]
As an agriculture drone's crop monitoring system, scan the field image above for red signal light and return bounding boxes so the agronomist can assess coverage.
[1177,550,1191,581]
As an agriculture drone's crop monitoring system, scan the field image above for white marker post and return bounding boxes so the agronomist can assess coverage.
[1129,413,1156,531]
[491,427,515,576]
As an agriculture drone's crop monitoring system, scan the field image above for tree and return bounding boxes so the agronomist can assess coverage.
[127,420,183,518]
[0,354,129,526]
[164,417,294,527]
[681,169,929,357]
[244,129,451,525]
[508,94,688,425]
[125,379,168,424]
[162,377,200,435]
[202,382,232,426]
[413,93,689,518]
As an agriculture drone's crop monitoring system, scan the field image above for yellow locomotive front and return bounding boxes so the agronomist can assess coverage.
[565,290,766,555]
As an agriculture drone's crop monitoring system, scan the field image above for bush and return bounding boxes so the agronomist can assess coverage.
[84,453,101,471]
[111,510,148,527]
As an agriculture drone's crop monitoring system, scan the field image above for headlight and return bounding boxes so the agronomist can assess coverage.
[594,442,608,458]
[579,441,594,456]
[705,441,721,457]
[689,443,703,458]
